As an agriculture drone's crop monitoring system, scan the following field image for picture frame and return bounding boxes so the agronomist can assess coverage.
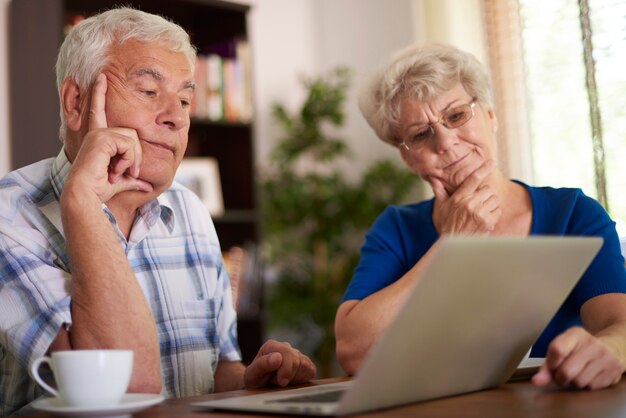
[175,157,224,217]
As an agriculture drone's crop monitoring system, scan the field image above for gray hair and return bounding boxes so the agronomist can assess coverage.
[358,43,493,146]
[55,7,197,141]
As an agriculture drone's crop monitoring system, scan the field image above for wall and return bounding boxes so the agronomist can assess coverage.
[244,0,321,170]
[246,0,417,180]
[316,0,417,178]
[415,0,486,62]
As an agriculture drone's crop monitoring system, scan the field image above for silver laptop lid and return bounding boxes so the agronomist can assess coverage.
[337,236,602,414]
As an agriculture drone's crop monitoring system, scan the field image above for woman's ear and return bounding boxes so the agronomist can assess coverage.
[487,108,498,134]
[60,77,84,132]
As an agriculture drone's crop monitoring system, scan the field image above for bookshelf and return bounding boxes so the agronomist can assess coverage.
[9,0,262,363]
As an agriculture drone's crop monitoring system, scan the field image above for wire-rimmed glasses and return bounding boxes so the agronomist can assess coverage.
[400,98,477,151]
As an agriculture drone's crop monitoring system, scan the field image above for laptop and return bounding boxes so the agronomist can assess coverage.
[194,236,603,416]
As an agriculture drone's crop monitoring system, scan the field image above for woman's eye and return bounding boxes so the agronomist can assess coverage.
[142,90,156,97]
[414,128,431,141]
[446,110,465,123]
[180,99,190,108]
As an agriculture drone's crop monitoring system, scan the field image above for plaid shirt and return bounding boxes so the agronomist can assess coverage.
[0,150,240,416]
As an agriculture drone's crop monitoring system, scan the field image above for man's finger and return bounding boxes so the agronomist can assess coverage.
[292,356,317,383]
[109,175,154,195]
[92,128,138,183]
[275,353,299,387]
[130,132,142,178]
[245,352,282,388]
[89,73,108,130]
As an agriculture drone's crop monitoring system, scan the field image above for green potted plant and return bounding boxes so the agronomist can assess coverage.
[260,68,421,377]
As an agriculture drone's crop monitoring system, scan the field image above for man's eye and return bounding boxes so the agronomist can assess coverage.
[180,99,190,108]
[142,90,156,97]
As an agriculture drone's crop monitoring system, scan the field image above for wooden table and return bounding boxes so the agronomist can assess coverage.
[19,377,626,418]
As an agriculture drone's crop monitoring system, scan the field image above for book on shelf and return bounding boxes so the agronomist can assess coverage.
[191,57,207,117]
[236,39,253,122]
[206,54,224,121]
[222,57,238,122]
[191,38,252,123]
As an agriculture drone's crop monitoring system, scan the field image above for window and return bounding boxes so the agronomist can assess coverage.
[517,0,626,235]
[483,0,626,236]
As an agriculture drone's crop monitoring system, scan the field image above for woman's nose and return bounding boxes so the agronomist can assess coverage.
[431,125,458,153]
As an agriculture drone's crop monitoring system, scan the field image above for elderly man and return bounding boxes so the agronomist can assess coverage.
[0,7,315,416]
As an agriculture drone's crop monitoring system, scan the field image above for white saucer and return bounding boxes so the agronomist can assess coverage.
[32,393,165,417]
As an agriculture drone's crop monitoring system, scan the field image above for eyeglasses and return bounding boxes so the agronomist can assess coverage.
[400,98,477,151]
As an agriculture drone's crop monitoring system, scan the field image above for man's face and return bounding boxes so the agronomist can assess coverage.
[87,39,194,194]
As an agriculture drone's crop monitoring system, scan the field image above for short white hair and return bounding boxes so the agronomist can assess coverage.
[55,7,197,141]
[358,43,493,146]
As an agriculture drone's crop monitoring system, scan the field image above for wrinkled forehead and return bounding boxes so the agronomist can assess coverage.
[401,79,467,106]
[397,82,471,116]
[108,41,192,81]
[107,38,193,73]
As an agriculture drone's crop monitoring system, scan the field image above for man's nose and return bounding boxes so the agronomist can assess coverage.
[157,95,188,130]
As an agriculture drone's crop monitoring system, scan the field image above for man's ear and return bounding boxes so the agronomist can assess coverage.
[60,77,84,132]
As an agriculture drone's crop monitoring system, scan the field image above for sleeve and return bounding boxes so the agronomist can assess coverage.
[0,231,72,371]
[567,194,626,306]
[342,205,433,302]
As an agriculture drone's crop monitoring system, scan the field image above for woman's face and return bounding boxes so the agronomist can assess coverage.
[397,84,498,194]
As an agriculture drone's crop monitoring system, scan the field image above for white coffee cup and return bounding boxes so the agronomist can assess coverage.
[30,349,133,408]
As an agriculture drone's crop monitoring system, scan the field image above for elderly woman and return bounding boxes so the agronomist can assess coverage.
[335,43,626,390]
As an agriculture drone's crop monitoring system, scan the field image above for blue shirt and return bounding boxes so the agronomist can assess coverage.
[343,182,626,357]
[0,151,241,416]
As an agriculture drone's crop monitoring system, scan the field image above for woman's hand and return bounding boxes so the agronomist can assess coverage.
[532,327,625,389]
[432,160,501,235]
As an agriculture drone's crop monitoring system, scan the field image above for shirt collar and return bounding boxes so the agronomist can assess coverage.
[140,197,175,233]
[49,149,72,200]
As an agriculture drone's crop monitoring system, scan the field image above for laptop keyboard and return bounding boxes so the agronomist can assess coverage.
[268,389,346,403]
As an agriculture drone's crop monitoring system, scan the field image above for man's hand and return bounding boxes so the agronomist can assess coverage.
[244,340,317,388]
[65,73,152,203]
[432,160,501,235]
[532,327,625,390]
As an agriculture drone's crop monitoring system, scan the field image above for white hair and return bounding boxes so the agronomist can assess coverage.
[358,43,493,146]
[55,7,197,141]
